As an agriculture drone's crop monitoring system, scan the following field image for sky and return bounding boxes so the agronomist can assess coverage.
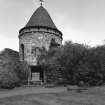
[0,0,105,51]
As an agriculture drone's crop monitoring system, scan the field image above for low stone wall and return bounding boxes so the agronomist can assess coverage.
[45,64,66,84]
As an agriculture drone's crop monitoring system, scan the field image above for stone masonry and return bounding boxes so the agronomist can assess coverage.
[19,6,63,84]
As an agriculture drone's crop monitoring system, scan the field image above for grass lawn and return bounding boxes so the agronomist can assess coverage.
[0,86,105,105]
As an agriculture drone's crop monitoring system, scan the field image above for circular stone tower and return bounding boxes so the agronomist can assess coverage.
[19,6,63,82]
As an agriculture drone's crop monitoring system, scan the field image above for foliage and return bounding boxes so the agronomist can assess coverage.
[0,48,29,89]
[39,41,105,86]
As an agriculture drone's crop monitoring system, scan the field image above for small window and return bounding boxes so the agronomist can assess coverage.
[20,44,24,60]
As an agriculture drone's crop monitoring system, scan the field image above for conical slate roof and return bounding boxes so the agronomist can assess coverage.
[26,6,57,29]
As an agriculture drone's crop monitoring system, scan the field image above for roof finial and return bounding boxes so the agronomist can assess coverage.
[39,0,44,6]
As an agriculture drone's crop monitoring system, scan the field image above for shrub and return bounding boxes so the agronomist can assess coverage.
[0,49,30,89]
[0,70,19,89]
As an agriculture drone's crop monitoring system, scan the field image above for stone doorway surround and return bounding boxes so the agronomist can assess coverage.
[28,66,44,85]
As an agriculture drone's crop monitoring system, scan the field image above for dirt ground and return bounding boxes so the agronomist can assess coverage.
[0,86,105,105]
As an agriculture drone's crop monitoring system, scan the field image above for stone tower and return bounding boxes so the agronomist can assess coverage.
[19,6,63,83]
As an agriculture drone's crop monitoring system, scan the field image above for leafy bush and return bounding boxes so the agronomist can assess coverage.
[0,49,29,89]
[0,72,18,89]
[39,41,105,86]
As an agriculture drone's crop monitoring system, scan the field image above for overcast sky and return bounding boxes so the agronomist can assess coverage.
[0,0,105,51]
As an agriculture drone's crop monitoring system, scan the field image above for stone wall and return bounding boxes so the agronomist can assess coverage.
[19,27,62,66]
[45,64,66,84]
